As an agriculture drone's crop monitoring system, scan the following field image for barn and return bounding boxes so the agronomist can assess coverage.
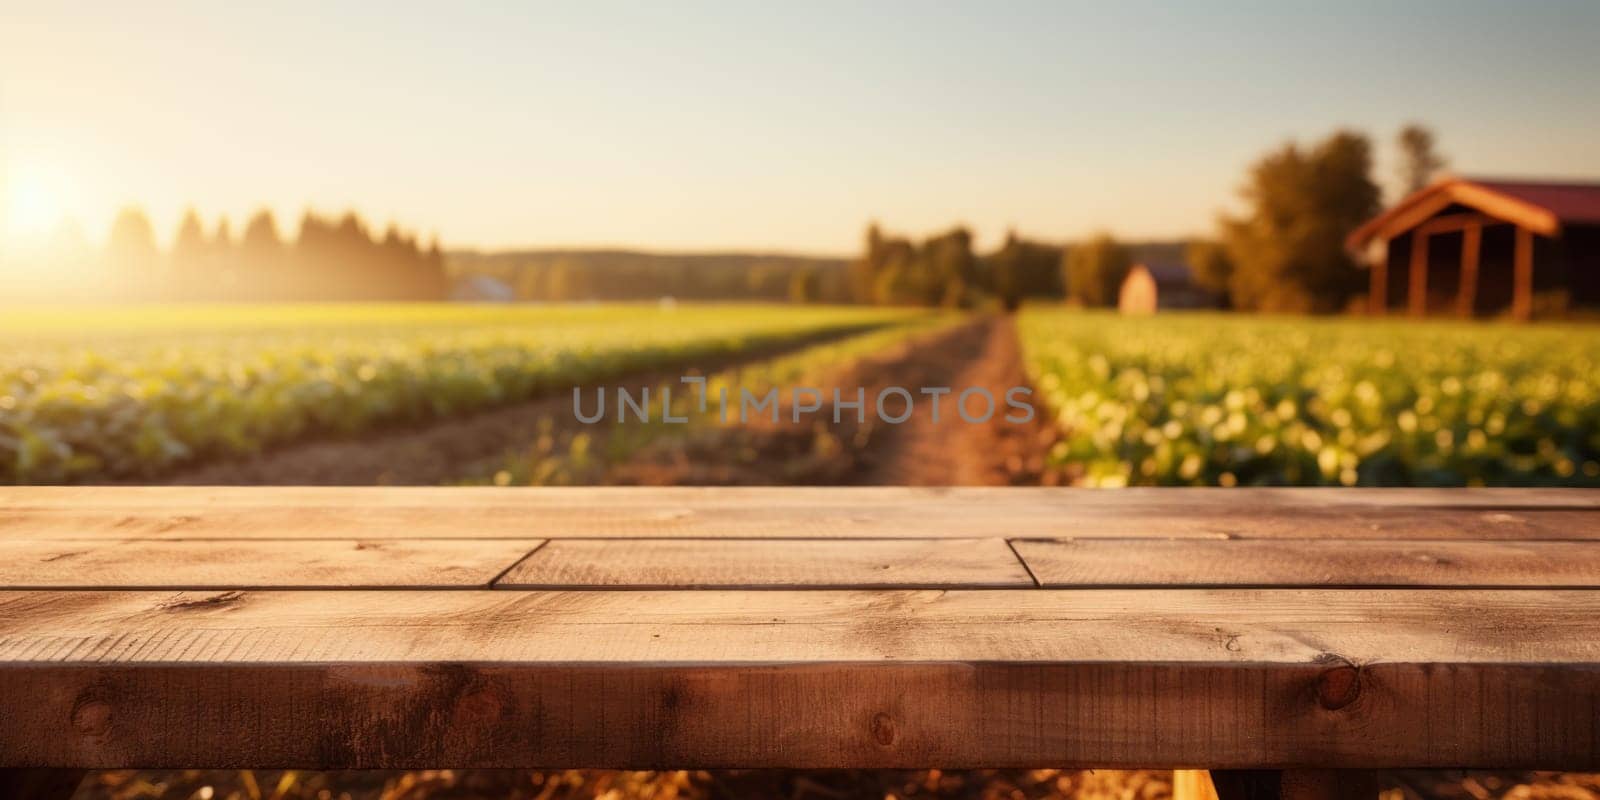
[1346,177,1600,319]
[1117,262,1219,314]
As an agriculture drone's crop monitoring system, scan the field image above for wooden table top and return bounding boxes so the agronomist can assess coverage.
[1,486,1598,771]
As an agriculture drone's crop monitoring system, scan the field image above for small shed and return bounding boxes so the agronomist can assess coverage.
[1346,177,1600,319]
[1118,262,1218,314]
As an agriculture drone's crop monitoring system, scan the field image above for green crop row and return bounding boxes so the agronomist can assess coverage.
[0,303,921,483]
[1018,310,1600,487]
[470,314,964,486]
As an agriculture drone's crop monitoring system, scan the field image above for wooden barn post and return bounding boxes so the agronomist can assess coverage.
[1369,242,1387,315]
[1513,226,1533,321]
[1408,232,1429,317]
[1457,223,1482,318]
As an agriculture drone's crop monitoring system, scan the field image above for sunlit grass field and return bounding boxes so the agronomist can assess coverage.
[1019,310,1600,487]
[0,303,918,483]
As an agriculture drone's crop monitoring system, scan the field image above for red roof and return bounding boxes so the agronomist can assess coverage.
[1347,177,1600,251]
[1468,179,1600,225]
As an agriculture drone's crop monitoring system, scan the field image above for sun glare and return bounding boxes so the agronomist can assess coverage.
[3,160,77,242]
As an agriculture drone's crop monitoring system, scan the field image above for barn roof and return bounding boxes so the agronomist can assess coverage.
[1347,177,1600,251]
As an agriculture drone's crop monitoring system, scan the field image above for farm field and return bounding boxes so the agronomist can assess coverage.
[8,303,1600,489]
[0,303,920,483]
[467,312,969,486]
[1019,310,1600,488]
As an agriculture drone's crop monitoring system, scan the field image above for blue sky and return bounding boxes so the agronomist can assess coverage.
[3,0,1598,253]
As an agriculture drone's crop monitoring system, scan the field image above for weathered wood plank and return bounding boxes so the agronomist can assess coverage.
[496,538,1034,588]
[0,589,1597,769]
[1012,539,1600,588]
[4,491,1598,541]
[0,539,543,589]
[7,588,1597,669]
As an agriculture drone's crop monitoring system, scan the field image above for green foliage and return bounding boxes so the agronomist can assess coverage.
[1020,310,1600,487]
[458,250,852,304]
[1396,123,1447,196]
[0,303,918,483]
[1062,233,1132,308]
[853,225,980,307]
[854,228,1185,310]
[788,267,822,303]
[1218,130,1381,313]
[1185,239,1234,302]
[985,233,1063,310]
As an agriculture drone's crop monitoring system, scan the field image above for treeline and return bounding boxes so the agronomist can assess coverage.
[25,207,448,302]
[849,224,1182,310]
[1191,127,1407,313]
[449,250,853,303]
[853,123,1445,314]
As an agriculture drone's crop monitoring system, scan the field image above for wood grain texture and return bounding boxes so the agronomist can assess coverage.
[4,487,1598,541]
[1012,539,1600,588]
[1,487,1598,771]
[1,588,1598,769]
[496,538,1034,588]
[0,539,543,589]
[10,587,1596,666]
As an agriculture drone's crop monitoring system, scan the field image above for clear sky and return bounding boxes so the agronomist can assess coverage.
[3,0,1599,255]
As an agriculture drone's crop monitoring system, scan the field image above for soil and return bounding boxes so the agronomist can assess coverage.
[851,314,1058,486]
[612,315,1060,487]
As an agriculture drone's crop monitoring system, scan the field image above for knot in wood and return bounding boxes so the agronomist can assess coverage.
[869,712,898,747]
[71,695,113,737]
[452,687,504,726]
[1315,664,1361,710]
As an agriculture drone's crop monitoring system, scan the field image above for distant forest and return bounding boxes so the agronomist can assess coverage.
[850,226,1187,309]
[449,239,1185,306]
[448,250,856,303]
[11,207,448,302]
[151,208,447,302]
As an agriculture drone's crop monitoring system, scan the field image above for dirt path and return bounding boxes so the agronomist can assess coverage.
[151,326,885,486]
[615,315,1056,487]
[854,314,1056,486]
